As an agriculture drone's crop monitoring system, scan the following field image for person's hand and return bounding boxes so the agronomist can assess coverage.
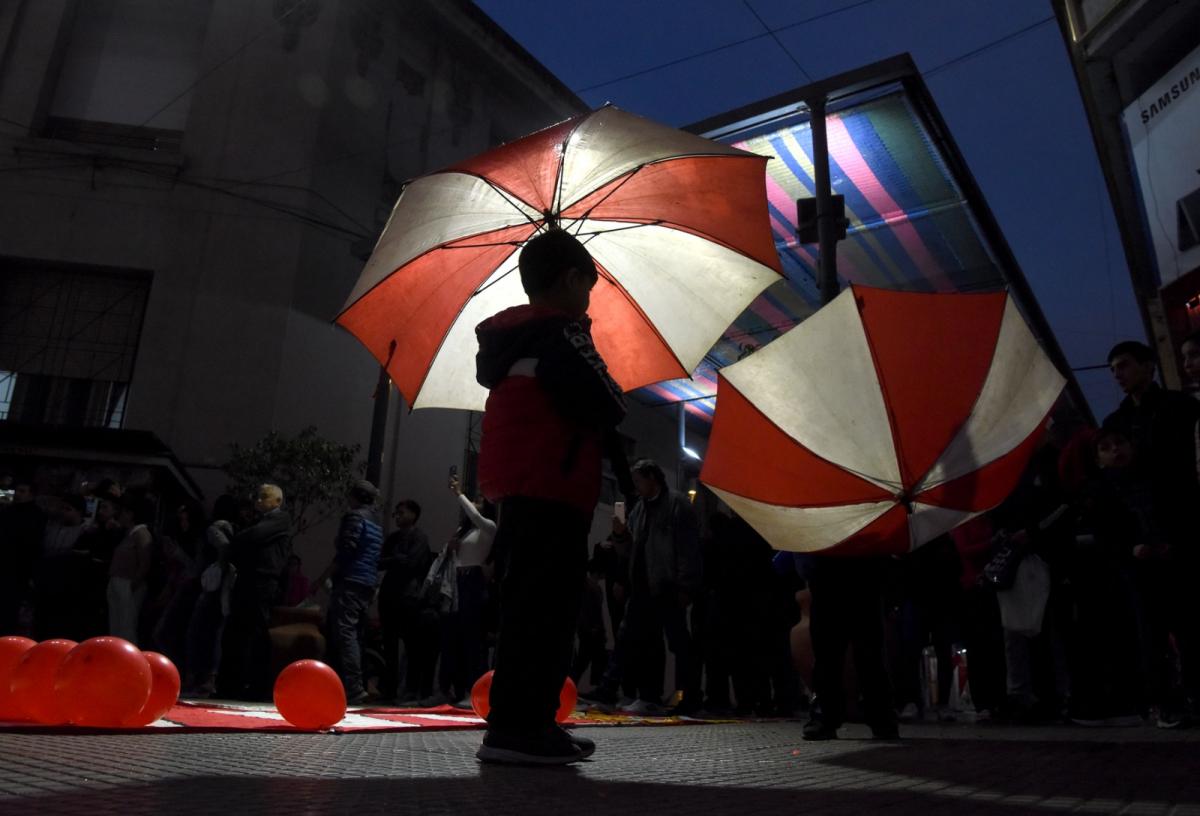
[598,537,614,549]
[447,538,461,555]
[449,475,461,495]
[1133,543,1149,560]
[611,583,626,604]
[612,516,627,536]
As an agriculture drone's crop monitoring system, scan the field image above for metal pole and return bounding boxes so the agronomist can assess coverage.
[808,95,840,305]
[365,365,390,485]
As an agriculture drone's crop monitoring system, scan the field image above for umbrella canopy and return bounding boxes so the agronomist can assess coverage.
[337,106,783,411]
[700,286,1066,555]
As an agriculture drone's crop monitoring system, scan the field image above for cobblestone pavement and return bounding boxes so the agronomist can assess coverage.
[2,721,1199,815]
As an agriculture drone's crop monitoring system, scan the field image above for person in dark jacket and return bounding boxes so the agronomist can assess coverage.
[474,228,627,766]
[219,484,291,700]
[1105,340,1200,521]
[602,459,703,715]
[802,552,899,741]
[1065,423,1149,725]
[1105,340,1200,726]
[987,437,1074,722]
[319,480,384,705]
[0,481,45,635]
[378,499,437,703]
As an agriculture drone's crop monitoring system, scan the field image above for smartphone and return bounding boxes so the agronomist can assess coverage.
[614,501,626,524]
[448,465,458,488]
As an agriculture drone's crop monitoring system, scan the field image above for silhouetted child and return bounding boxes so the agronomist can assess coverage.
[474,229,626,765]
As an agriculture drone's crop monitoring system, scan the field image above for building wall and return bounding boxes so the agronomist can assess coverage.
[1054,0,1200,385]
[2,0,687,571]
[1,0,702,573]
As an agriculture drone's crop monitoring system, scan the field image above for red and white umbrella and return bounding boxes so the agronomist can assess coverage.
[336,106,782,411]
[700,286,1067,555]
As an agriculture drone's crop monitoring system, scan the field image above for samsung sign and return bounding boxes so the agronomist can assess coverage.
[1123,42,1200,286]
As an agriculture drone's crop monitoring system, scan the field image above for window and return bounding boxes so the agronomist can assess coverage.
[0,260,150,428]
[44,0,213,149]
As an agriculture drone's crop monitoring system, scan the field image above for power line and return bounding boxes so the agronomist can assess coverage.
[0,155,366,240]
[134,1,304,129]
[742,0,811,83]
[576,7,1054,96]
[121,163,367,239]
[576,0,884,92]
[922,16,1055,78]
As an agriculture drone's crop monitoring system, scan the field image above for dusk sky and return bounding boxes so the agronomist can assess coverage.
[475,0,1144,415]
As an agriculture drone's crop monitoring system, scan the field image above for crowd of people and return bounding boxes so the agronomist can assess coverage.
[2,325,1198,753]
[0,478,292,700]
[792,333,1200,739]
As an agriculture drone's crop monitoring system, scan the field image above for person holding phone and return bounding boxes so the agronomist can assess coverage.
[441,470,497,707]
[472,229,628,765]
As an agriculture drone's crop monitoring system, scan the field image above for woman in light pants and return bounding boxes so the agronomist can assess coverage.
[107,495,155,645]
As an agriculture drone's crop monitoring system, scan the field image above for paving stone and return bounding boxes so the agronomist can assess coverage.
[0,722,1197,815]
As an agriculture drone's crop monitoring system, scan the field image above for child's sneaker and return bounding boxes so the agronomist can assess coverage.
[476,727,584,765]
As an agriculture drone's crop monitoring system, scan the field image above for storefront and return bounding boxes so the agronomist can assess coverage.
[1054,0,1200,385]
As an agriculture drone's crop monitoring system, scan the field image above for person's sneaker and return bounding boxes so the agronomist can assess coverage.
[418,693,451,708]
[451,697,474,711]
[622,699,666,716]
[802,719,838,741]
[1157,708,1185,729]
[935,707,958,723]
[346,690,369,706]
[476,728,584,766]
[898,703,919,722]
[557,726,595,758]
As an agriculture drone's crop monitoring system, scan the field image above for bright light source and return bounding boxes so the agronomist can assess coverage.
[687,489,697,502]
[682,446,702,461]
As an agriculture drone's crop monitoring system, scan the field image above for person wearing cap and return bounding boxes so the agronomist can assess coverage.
[320,479,384,705]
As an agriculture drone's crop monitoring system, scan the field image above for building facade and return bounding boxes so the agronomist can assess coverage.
[0,0,682,563]
[1054,0,1200,385]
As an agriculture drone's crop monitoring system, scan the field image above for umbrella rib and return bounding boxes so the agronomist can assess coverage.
[569,164,648,228]
[552,110,597,222]
[570,220,665,238]
[472,264,519,298]
[470,175,545,232]
[441,239,526,250]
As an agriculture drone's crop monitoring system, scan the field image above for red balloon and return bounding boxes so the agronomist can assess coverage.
[122,651,181,727]
[470,670,577,723]
[274,660,346,730]
[56,637,152,727]
[559,675,578,721]
[10,639,77,724]
[0,637,37,722]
